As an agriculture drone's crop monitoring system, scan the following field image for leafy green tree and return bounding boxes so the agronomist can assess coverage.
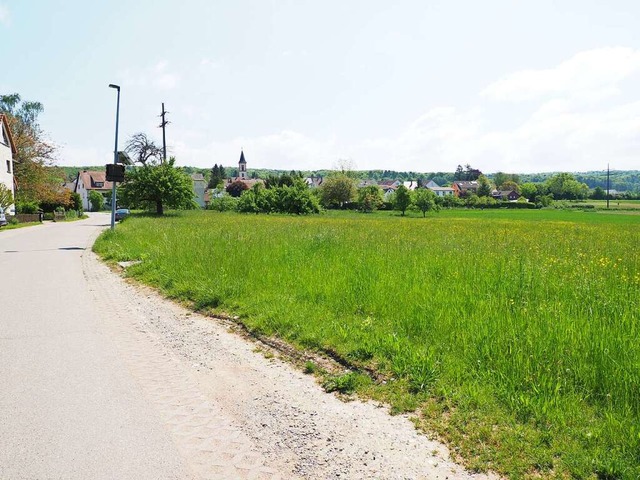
[494,172,521,190]
[438,194,463,208]
[477,175,493,197]
[119,157,197,215]
[0,94,72,207]
[237,183,275,213]
[358,185,384,213]
[226,180,249,197]
[208,164,226,189]
[412,188,439,217]
[275,179,320,214]
[69,192,82,212]
[0,184,13,211]
[545,173,589,200]
[207,191,239,212]
[88,190,104,211]
[591,186,605,199]
[500,180,520,193]
[393,185,412,215]
[319,175,356,208]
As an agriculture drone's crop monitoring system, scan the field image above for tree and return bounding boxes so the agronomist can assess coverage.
[0,183,13,211]
[591,186,605,200]
[88,190,104,212]
[412,188,438,217]
[393,185,412,216]
[119,157,197,215]
[275,179,320,214]
[500,180,520,193]
[124,133,163,166]
[319,175,356,208]
[208,164,225,189]
[494,172,520,190]
[226,180,249,197]
[520,182,544,202]
[545,173,589,200]
[358,185,384,213]
[477,175,493,197]
[0,93,70,207]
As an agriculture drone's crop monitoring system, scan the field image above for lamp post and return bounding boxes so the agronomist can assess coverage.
[108,84,120,230]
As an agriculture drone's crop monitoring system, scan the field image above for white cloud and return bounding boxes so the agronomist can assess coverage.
[106,48,640,174]
[0,4,10,26]
[482,47,640,102]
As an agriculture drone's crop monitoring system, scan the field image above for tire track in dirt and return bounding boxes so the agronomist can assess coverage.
[82,249,287,480]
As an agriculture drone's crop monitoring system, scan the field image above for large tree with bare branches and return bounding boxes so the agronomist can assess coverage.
[125,132,163,166]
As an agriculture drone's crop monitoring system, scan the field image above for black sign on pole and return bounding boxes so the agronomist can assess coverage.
[106,164,125,182]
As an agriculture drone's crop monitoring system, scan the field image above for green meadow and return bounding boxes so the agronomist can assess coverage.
[93,209,640,479]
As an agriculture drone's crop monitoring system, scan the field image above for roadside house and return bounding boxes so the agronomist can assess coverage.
[69,170,114,211]
[0,114,17,214]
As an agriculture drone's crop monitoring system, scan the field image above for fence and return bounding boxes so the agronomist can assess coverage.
[11,213,43,223]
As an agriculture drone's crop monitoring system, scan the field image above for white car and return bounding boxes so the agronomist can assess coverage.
[0,207,7,227]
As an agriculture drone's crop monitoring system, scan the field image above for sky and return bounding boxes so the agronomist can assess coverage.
[1,0,639,174]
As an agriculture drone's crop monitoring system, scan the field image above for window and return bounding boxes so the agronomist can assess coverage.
[94,182,104,188]
[1,125,8,146]
[6,160,10,174]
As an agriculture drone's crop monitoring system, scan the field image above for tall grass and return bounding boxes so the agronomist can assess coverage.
[94,209,640,478]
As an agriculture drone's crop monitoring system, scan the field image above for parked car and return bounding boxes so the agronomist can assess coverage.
[0,207,7,227]
[114,208,130,221]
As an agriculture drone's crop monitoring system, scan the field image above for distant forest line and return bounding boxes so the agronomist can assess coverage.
[61,166,640,192]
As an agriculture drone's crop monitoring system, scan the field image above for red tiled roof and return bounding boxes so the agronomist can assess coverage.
[78,170,114,191]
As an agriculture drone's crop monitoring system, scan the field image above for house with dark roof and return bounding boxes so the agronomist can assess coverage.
[452,181,479,197]
[491,189,521,201]
[0,114,17,214]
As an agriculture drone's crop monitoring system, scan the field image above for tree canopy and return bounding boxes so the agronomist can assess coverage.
[393,185,412,215]
[0,93,71,208]
[119,157,197,214]
[319,174,356,208]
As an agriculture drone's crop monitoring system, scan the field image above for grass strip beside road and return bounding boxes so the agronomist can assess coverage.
[93,209,640,479]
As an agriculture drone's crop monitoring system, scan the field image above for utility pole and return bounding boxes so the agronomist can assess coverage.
[159,103,169,162]
[606,163,610,209]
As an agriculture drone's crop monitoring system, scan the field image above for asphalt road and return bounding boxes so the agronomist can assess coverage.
[0,214,191,479]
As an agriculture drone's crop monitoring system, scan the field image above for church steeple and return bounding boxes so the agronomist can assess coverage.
[238,149,247,179]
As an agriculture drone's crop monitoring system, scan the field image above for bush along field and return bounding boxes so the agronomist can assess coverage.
[93,209,640,479]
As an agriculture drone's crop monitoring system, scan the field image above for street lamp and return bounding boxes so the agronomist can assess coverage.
[108,84,120,230]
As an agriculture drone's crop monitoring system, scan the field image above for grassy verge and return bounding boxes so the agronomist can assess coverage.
[94,209,640,478]
[0,221,41,231]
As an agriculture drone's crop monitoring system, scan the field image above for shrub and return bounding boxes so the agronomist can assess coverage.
[207,193,239,212]
[16,201,40,214]
[89,190,104,212]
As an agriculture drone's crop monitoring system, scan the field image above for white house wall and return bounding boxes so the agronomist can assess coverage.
[0,141,15,214]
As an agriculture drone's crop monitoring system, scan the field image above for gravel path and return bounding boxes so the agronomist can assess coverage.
[82,220,496,480]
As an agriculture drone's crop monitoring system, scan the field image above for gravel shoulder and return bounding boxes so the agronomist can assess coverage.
[86,241,497,479]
